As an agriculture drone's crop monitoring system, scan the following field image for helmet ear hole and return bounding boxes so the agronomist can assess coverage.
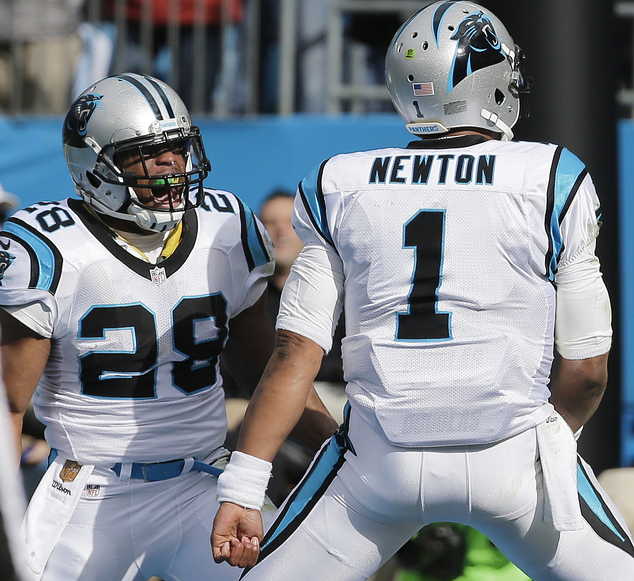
[87,172,102,188]
[495,89,506,106]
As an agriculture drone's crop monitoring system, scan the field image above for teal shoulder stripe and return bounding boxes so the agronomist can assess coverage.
[239,200,271,270]
[547,148,587,278]
[3,220,58,292]
[299,161,334,247]
[553,148,586,219]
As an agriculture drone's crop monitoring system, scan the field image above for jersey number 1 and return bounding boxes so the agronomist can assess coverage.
[397,210,451,341]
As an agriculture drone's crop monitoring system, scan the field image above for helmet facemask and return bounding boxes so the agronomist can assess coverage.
[91,128,209,233]
[508,44,531,119]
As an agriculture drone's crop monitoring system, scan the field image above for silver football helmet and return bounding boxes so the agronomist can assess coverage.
[63,73,210,232]
[385,1,530,140]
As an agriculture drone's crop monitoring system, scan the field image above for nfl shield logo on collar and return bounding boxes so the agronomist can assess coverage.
[150,266,167,286]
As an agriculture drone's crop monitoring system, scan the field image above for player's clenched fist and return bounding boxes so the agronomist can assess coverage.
[212,502,263,567]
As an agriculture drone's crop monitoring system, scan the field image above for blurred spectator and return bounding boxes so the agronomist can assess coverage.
[345,1,405,112]
[296,0,334,112]
[0,0,85,114]
[258,190,304,323]
[72,20,115,99]
[103,0,243,113]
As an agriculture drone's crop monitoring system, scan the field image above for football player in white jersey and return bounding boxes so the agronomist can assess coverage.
[211,2,634,579]
[0,73,337,581]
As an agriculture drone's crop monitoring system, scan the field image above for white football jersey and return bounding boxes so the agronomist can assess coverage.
[278,136,604,447]
[0,190,274,464]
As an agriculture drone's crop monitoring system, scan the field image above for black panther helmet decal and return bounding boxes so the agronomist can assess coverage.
[434,5,506,92]
[0,249,15,283]
[63,93,103,149]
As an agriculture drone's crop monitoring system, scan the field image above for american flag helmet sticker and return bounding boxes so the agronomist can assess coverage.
[413,82,434,96]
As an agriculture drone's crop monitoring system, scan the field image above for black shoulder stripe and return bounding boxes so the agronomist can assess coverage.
[543,146,563,277]
[297,160,337,252]
[237,199,255,272]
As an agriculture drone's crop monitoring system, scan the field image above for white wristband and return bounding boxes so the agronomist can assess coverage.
[216,451,272,510]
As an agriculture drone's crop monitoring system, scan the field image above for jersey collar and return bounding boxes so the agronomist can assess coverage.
[406,134,492,149]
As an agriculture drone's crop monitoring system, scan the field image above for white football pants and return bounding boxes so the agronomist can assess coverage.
[242,406,634,581]
[25,458,246,581]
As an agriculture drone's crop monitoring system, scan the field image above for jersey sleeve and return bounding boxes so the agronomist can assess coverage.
[547,149,611,359]
[547,149,602,277]
[293,160,339,249]
[554,240,612,359]
[0,217,61,337]
[221,195,275,316]
[276,243,344,353]
[275,161,345,352]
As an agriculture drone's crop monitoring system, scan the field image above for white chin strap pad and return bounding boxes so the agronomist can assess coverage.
[128,204,184,233]
[480,108,514,140]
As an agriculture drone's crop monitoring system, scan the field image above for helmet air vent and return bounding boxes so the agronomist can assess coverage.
[87,172,102,188]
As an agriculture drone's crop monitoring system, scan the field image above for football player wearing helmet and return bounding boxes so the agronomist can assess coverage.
[212,2,634,580]
[0,73,336,581]
[62,73,209,233]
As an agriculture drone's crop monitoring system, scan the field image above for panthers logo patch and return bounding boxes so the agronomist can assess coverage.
[434,3,506,92]
[0,249,15,282]
[63,93,103,148]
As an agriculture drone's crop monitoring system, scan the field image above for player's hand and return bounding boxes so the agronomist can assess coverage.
[211,502,263,567]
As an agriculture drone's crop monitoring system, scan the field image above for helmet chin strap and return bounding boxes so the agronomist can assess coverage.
[127,204,184,233]
[480,108,514,140]
[126,186,186,233]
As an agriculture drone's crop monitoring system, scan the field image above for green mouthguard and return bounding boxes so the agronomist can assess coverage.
[151,177,180,186]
